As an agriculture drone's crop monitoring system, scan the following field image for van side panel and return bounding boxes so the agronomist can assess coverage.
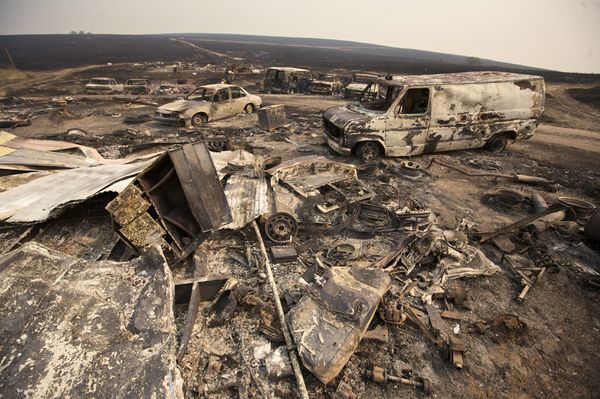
[427,79,544,152]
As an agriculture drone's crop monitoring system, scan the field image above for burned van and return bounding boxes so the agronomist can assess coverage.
[264,67,313,94]
[323,72,545,161]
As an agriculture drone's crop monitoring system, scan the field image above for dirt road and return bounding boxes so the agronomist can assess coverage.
[531,124,600,153]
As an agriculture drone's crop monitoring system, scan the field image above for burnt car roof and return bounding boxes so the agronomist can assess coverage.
[199,83,239,90]
[267,67,311,72]
[376,71,544,87]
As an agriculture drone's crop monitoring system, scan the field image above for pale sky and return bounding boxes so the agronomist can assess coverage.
[0,0,599,73]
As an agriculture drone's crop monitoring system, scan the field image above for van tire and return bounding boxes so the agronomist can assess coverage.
[191,113,208,127]
[485,134,508,153]
[356,142,381,161]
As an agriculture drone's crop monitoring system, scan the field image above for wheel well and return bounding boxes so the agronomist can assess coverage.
[494,131,517,141]
[352,140,385,156]
[192,112,208,120]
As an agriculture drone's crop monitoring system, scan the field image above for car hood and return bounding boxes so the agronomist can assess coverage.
[345,82,368,91]
[312,80,334,86]
[323,106,370,129]
[85,84,113,88]
[157,99,204,112]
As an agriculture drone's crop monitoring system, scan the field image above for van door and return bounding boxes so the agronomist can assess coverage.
[385,87,431,156]
[427,85,486,152]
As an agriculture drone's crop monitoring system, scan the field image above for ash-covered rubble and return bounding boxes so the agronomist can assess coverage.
[0,135,598,399]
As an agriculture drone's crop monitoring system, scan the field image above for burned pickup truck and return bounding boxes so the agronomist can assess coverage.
[124,78,153,94]
[343,72,379,99]
[323,71,545,161]
[309,74,343,95]
[84,77,124,94]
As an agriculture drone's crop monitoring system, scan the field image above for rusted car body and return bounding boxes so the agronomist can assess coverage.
[310,74,343,95]
[124,79,153,94]
[264,67,313,94]
[323,72,545,161]
[154,83,262,127]
[84,77,124,94]
[343,73,379,99]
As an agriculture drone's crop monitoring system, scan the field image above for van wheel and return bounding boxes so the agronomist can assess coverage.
[191,113,208,127]
[244,103,255,113]
[485,134,508,153]
[356,142,381,161]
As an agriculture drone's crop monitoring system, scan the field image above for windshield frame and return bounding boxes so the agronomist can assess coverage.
[350,82,404,115]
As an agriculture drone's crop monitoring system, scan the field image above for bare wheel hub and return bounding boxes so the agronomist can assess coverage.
[264,213,298,243]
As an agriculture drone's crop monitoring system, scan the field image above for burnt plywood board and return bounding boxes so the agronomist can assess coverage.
[106,184,151,225]
[169,143,232,232]
[119,212,167,248]
[0,162,149,223]
[0,242,182,399]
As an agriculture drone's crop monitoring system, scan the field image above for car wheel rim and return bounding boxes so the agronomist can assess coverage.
[265,213,298,243]
[362,144,376,160]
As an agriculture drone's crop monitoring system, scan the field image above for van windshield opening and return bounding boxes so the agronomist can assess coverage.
[351,83,403,114]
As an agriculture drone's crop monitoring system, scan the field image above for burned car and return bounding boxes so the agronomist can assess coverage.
[124,79,153,94]
[310,74,343,95]
[84,77,124,94]
[323,71,545,161]
[154,83,262,127]
[156,82,195,95]
[264,67,313,94]
[344,73,379,99]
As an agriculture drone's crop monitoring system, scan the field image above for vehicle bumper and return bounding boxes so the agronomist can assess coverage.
[311,87,333,94]
[85,89,113,94]
[125,88,149,94]
[153,115,184,125]
[324,131,352,156]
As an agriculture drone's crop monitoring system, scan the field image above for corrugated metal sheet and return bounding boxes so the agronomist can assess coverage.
[0,162,149,223]
[223,175,270,230]
[209,149,258,179]
[0,148,99,168]
[0,131,154,173]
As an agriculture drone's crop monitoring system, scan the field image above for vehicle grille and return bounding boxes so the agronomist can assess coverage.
[155,111,178,119]
[323,117,342,139]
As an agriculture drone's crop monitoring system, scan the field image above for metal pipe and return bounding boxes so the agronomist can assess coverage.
[531,192,548,214]
[251,220,309,399]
